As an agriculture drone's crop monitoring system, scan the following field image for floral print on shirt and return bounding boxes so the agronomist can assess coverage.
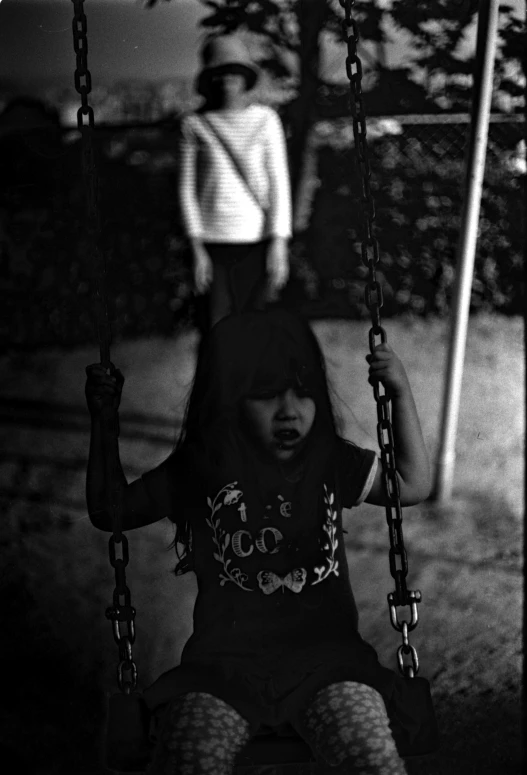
[206,481,339,593]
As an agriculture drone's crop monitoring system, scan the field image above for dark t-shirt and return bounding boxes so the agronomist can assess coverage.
[141,437,396,734]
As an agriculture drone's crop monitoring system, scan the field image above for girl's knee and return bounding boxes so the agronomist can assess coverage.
[301,682,407,775]
[153,692,251,775]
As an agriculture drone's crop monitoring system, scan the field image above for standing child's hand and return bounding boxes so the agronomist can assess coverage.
[265,238,289,301]
[85,363,124,417]
[366,343,410,399]
[192,244,213,294]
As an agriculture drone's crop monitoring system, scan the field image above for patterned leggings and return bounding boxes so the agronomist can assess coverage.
[146,682,407,775]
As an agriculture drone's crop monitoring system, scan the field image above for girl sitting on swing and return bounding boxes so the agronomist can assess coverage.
[85,309,430,775]
[179,35,292,332]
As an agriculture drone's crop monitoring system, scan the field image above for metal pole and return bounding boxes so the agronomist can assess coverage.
[432,0,500,502]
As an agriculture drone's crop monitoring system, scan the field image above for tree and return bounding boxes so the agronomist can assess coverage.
[389,0,525,112]
[144,0,524,212]
[492,6,526,112]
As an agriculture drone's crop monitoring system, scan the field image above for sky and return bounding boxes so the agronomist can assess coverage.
[0,0,525,94]
[0,0,208,89]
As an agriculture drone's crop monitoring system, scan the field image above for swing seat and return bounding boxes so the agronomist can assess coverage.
[105,692,151,773]
[236,732,316,768]
[104,692,317,774]
[104,674,439,773]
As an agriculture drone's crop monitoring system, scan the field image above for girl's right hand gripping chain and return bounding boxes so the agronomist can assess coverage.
[85,363,124,417]
[364,343,431,506]
[365,343,409,399]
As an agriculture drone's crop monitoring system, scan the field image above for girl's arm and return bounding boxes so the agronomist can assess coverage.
[178,116,204,241]
[85,365,164,532]
[265,109,292,240]
[264,109,292,296]
[364,344,431,506]
[179,117,213,294]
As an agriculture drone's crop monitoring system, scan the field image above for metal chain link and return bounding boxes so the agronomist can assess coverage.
[71,0,110,364]
[71,0,137,694]
[339,0,421,678]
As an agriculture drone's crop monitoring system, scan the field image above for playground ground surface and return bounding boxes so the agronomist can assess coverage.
[0,313,523,774]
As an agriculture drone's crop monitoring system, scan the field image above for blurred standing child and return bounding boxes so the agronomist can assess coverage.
[179,36,292,331]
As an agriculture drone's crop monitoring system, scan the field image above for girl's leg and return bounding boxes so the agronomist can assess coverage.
[230,242,267,314]
[209,261,234,328]
[206,242,267,328]
[298,681,407,775]
[146,691,251,775]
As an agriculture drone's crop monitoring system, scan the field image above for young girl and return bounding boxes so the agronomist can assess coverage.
[86,309,430,775]
[179,35,292,331]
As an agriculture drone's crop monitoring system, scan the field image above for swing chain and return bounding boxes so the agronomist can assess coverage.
[72,0,138,694]
[71,0,111,364]
[340,0,421,678]
[106,531,138,693]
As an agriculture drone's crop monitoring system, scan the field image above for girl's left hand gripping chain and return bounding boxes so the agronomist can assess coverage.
[85,363,125,417]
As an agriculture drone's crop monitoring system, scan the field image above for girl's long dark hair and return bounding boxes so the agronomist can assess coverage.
[169,309,343,575]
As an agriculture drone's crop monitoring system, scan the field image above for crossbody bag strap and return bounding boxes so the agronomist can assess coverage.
[199,114,265,212]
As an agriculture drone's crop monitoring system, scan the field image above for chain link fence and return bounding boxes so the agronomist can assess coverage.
[0,109,524,348]
[303,112,525,318]
[356,113,524,164]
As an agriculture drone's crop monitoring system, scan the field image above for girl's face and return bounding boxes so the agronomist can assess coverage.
[210,71,247,104]
[242,386,316,463]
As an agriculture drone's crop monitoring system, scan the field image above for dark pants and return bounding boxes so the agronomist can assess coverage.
[194,241,268,333]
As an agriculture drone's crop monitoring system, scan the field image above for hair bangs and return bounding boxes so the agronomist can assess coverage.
[247,326,320,397]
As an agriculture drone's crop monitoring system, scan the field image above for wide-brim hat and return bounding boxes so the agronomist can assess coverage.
[197,35,259,95]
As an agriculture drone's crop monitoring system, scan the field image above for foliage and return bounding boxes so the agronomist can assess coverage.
[142,0,524,218]
[144,0,525,115]
[492,10,527,111]
[0,125,190,348]
[389,0,525,113]
[304,121,525,318]
[1,116,523,349]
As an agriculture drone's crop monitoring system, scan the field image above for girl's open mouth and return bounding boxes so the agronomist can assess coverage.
[275,429,300,448]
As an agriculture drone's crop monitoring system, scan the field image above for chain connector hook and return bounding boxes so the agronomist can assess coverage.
[388,590,421,633]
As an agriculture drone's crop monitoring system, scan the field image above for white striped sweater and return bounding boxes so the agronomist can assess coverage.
[178,104,292,243]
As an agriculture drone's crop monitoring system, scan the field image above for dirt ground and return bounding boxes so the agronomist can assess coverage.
[0,315,523,774]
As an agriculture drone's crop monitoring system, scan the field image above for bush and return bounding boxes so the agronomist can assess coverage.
[305,130,524,318]
[1,120,523,349]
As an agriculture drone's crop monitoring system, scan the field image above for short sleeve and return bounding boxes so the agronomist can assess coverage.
[335,438,378,508]
[141,452,186,522]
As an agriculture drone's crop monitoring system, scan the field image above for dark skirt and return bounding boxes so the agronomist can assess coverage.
[143,642,401,744]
